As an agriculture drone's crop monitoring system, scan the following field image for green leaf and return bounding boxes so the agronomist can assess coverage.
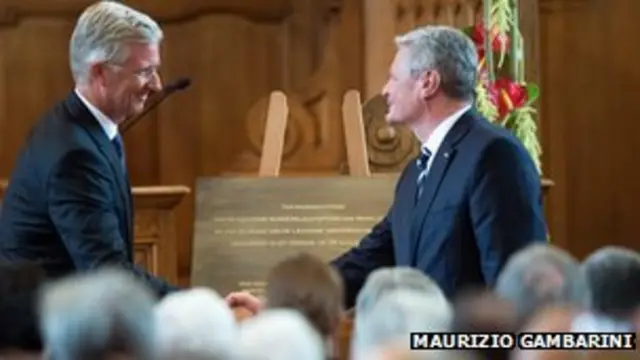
[462,26,474,37]
[524,83,540,106]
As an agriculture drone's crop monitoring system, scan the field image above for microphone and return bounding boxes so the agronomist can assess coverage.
[120,77,192,133]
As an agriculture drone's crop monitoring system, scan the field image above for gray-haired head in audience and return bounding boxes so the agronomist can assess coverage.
[352,289,452,360]
[495,244,589,323]
[352,268,451,360]
[355,267,446,315]
[155,287,239,360]
[236,308,324,360]
[570,246,640,332]
[582,246,640,318]
[39,268,157,360]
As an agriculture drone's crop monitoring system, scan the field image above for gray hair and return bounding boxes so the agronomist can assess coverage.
[582,246,640,318]
[237,309,325,360]
[495,244,589,321]
[353,268,449,360]
[155,288,239,360]
[39,268,157,360]
[70,1,163,84]
[356,267,445,316]
[351,289,452,360]
[394,25,477,100]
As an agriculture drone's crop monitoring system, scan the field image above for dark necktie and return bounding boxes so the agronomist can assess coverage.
[112,134,126,174]
[416,146,432,200]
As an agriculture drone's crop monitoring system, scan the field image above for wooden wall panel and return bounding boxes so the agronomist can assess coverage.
[364,0,483,100]
[539,0,640,257]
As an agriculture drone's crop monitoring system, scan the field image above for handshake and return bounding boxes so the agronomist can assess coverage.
[225,291,265,316]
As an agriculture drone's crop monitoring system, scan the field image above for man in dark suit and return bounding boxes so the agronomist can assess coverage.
[331,26,547,307]
[0,1,178,297]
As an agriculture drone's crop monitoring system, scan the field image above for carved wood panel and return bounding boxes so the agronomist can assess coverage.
[363,0,483,172]
[539,0,589,13]
[0,0,294,24]
[133,212,160,239]
[235,0,356,173]
[134,241,158,275]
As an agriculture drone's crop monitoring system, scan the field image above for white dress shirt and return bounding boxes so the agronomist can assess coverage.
[419,104,471,176]
[74,89,119,141]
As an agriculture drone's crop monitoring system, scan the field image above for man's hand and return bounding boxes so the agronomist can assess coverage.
[225,291,263,315]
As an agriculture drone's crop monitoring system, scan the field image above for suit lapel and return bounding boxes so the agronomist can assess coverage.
[64,92,133,245]
[395,164,420,264]
[408,109,476,262]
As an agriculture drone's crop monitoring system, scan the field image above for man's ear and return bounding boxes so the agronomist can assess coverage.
[88,62,107,87]
[419,70,441,99]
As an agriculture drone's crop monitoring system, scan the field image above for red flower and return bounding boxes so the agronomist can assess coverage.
[470,22,510,53]
[486,78,528,118]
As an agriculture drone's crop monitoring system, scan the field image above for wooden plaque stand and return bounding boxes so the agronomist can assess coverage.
[259,89,371,177]
[256,90,370,360]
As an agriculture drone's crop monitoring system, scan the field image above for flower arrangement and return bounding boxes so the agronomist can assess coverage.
[463,0,542,172]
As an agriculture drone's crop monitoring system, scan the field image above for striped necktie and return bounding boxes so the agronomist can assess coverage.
[112,134,126,174]
[416,146,432,200]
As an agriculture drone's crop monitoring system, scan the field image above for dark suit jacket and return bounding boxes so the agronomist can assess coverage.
[331,109,547,307]
[0,92,179,297]
[0,290,41,350]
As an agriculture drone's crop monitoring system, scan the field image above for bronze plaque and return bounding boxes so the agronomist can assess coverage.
[191,175,398,296]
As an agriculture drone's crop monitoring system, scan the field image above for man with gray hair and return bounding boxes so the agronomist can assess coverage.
[495,244,589,323]
[573,246,640,332]
[332,25,546,307]
[355,267,446,316]
[237,309,325,360]
[352,269,451,360]
[352,289,452,360]
[155,288,239,359]
[39,268,157,360]
[0,1,179,296]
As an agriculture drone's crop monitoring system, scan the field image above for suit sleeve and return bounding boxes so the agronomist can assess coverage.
[330,168,411,308]
[469,138,547,285]
[47,149,180,297]
[330,215,395,308]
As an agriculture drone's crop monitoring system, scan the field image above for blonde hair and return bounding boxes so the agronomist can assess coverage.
[69,1,163,84]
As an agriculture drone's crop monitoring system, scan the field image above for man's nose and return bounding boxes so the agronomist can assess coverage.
[381,83,390,99]
[150,72,162,92]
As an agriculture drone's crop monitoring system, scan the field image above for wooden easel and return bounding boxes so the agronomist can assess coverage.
[258,90,371,177]
[256,89,367,360]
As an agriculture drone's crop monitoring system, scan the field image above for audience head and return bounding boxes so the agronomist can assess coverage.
[352,289,452,360]
[154,287,238,360]
[70,1,163,123]
[452,288,518,333]
[451,289,518,360]
[495,244,589,324]
[39,268,157,360]
[356,267,445,316]
[265,252,344,338]
[581,246,640,319]
[237,308,325,360]
[382,25,477,126]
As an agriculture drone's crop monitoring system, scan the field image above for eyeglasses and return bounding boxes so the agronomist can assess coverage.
[106,63,159,81]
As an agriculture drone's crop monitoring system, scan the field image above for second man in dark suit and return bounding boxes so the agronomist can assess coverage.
[0,1,179,296]
[331,25,548,307]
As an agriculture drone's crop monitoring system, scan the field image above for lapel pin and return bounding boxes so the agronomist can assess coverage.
[443,152,450,158]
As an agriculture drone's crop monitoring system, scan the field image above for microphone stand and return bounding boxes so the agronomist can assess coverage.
[119,78,191,134]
